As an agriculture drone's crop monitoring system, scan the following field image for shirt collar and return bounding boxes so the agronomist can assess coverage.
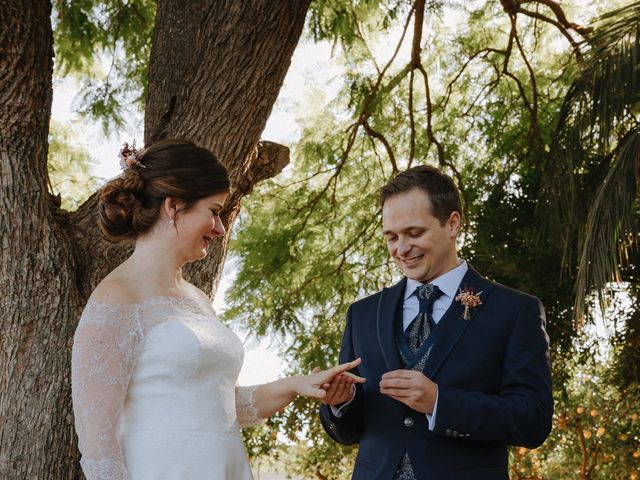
[404,260,468,300]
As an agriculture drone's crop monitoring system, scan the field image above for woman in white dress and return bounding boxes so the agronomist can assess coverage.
[71,139,363,480]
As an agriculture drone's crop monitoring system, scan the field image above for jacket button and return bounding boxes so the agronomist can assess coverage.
[452,430,459,438]
[403,417,414,427]
[445,428,452,437]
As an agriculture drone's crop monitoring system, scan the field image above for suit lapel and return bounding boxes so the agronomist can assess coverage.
[423,266,495,379]
[376,278,406,372]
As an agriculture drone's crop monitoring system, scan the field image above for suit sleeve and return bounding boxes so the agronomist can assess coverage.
[319,305,366,445]
[433,296,553,448]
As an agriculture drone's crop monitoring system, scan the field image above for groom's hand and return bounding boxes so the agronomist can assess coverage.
[313,368,358,406]
[379,370,437,414]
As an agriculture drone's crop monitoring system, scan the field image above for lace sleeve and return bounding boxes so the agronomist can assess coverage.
[71,303,142,480]
[235,385,263,428]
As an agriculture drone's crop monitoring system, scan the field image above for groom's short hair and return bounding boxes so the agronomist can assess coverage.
[380,165,462,225]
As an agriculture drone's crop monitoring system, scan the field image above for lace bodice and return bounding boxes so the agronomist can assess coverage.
[71,296,261,480]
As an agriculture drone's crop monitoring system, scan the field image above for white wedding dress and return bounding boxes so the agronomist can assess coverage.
[71,296,261,479]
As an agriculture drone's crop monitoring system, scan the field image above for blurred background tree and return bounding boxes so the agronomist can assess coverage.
[47,121,100,210]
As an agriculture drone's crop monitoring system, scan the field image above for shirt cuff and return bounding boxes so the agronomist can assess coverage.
[426,385,439,431]
[329,385,356,418]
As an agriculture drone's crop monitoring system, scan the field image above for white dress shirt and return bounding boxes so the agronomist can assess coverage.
[332,260,469,431]
[403,260,468,329]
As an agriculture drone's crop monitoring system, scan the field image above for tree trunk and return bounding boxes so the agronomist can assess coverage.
[0,2,81,478]
[144,0,309,290]
[0,0,310,477]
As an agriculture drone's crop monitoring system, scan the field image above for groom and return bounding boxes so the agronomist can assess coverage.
[319,166,553,479]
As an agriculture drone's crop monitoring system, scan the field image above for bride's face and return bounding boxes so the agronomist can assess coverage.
[172,192,228,262]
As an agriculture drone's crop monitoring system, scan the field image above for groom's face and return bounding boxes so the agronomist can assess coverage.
[382,188,460,283]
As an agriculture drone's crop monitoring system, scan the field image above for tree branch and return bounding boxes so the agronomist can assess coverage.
[440,48,507,110]
[363,120,398,173]
[521,0,592,38]
[411,0,425,68]
[511,17,542,146]
[223,141,290,220]
[519,7,583,61]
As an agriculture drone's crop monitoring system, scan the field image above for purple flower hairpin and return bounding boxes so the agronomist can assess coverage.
[119,141,146,171]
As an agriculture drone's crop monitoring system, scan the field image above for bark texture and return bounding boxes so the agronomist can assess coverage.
[0,0,310,477]
[144,0,310,290]
[0,1,84,478]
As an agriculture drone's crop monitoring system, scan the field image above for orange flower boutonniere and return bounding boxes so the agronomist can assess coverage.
[455,288,483,320]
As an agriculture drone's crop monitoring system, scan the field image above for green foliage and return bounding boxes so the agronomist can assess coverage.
[53,0,155,132]
[308,0,412,47]
[545,1,640,323]
[47,121,99,210]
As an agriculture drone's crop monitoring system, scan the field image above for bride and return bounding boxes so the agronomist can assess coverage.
[71,139,363,479]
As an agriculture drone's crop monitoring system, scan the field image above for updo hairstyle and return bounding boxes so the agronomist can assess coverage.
[99,139,230,240]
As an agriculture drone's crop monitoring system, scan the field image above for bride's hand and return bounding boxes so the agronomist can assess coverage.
[293,358,365,399]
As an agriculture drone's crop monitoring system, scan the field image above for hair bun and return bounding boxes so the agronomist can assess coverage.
[122,169,145,193]
[98,177,143,240]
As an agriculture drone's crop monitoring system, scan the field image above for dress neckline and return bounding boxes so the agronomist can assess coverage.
[86,295,207,309]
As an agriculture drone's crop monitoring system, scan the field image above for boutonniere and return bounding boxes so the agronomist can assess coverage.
[455,287,483,320]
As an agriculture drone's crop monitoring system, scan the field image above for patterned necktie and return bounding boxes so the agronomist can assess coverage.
[406,283,441,354]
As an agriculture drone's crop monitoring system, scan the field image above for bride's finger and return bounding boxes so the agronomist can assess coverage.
[342,371,366,383]
[308,387,327,399]
[330,358,362,376]
[320,360,365,384]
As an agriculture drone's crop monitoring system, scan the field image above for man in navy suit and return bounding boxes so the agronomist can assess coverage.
[319,166,553,479]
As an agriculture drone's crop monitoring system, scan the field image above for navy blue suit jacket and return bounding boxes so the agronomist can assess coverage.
[320,266,553,479]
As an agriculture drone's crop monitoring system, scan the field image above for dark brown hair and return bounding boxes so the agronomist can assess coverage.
[99,139,230,240]
[379,165,462,225]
